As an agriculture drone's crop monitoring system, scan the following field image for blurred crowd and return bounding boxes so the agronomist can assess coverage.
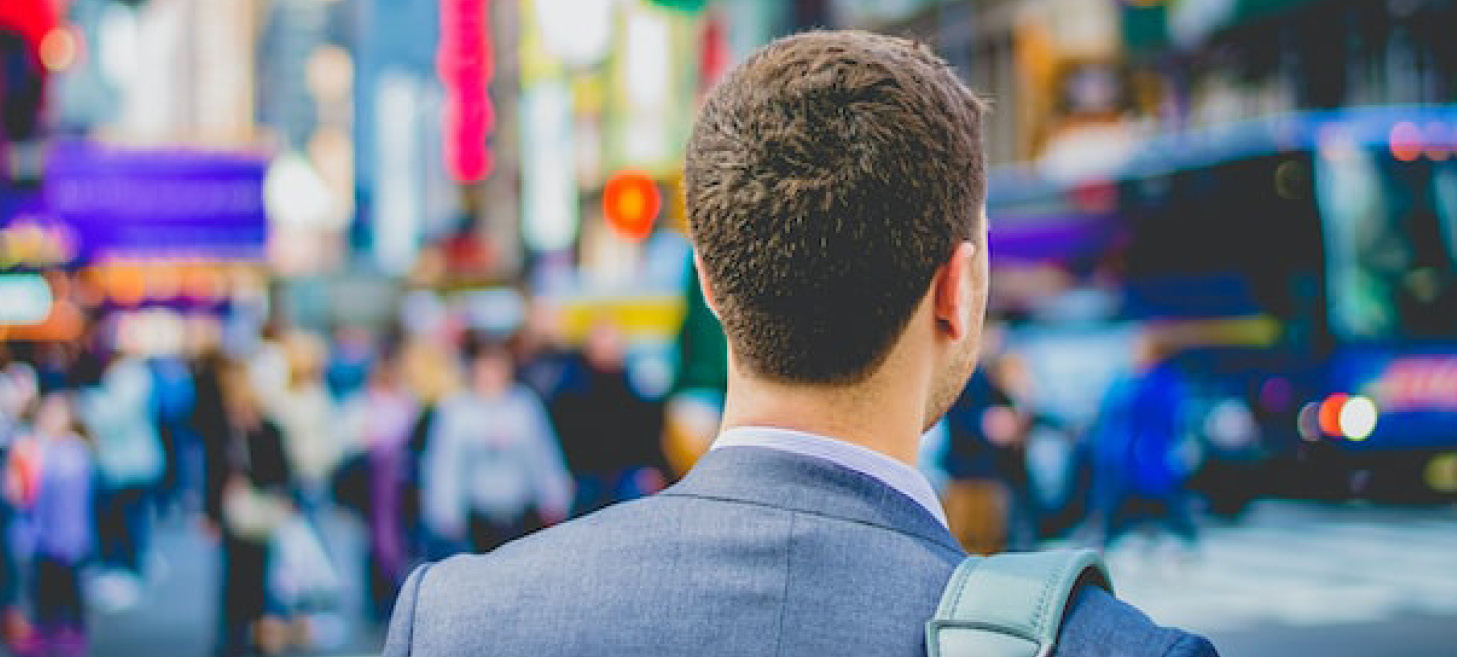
[0,308,669,657]
[933,328,1204,561]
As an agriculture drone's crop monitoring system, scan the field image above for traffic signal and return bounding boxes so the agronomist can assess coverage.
[603,170,661,241]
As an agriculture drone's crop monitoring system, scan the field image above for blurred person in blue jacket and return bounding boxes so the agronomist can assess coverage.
[326,326,376,401]
[75,346,164,612]
[1091,335,1200,555]
[150,351,198,517]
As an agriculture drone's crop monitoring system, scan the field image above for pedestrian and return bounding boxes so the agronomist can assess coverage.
[511,298,573,401]
[0,354,37,647]
[338,344,418,621]
[1091,335,1201,558]
[7,393,94,657]
[384,30,1216,657]
[420,339,571,558]
[149,349,198,518]
[75,347,164,612]
[985,352,1053,550]
[548,320,666,516]
[940,357,1027,555]
[259,331,338,519]
[398,338,462,559]
[325,326,375,401]
[196,356,295,657]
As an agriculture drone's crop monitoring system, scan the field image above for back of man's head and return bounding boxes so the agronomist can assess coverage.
[686,30,988,386]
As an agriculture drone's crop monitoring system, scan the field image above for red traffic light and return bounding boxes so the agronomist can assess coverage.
[603,170,661,241]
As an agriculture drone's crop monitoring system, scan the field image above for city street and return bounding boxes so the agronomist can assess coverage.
[4,0,1457,655]
[87,509,385,657]
[85,500,1457,657]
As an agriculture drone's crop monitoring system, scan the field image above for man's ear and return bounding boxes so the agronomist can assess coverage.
[933,241,978,340]
[694,253,722,320]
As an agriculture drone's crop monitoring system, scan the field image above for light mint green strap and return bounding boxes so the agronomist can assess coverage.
[926,550,1112,657]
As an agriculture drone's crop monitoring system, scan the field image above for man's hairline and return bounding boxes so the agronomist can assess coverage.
[694,226,985,389]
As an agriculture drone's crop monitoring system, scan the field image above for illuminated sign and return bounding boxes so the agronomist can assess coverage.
[43,141,269,261]
[0,218,78,268]
[1377,358,1457,411]
[0,273,52,325]
[439,0,494,182]
[521,79,578,252]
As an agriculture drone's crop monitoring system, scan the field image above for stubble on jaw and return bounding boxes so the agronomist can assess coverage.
[924,336,979,432]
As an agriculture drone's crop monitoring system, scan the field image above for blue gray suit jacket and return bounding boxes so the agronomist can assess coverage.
[385,446,1218,657]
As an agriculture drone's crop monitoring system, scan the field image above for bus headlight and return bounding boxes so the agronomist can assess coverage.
[1336,396,1379,441]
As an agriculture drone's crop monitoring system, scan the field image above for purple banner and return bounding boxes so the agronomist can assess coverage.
[4,141,271,263]
[988,210,1120,265]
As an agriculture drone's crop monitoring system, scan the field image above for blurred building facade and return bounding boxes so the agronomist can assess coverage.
[840,0,1457,167]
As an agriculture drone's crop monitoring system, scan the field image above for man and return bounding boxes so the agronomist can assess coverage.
[385,31,1217,657]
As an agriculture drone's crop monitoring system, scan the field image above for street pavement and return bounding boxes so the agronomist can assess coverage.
[85,500,1457,657]
[1098,500,1457,657]
[87,509,384,657]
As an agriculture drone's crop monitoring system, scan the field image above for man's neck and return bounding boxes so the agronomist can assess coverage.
[718,370,927,467]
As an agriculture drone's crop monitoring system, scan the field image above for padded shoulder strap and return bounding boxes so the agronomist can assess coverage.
[927,550,1112,657]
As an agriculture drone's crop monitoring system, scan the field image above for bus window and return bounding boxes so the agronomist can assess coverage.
[1121,156,1321,329]
[1317,145,1457,341]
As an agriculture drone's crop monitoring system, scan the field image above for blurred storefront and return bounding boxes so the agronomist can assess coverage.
[2,0,272,353]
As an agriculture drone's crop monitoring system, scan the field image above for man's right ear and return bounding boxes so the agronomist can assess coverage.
[694,253,722,320]
[931,241,978,342]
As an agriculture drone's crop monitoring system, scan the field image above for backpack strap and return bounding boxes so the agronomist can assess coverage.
[927,549,1112,657]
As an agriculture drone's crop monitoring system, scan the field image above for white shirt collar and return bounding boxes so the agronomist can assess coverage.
[712,426,949,528]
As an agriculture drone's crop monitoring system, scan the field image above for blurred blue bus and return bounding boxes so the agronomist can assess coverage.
[987,105,1457,507]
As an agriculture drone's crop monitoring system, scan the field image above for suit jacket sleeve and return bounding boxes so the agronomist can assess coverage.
[384,563,433,657]
[1163,633,1220,657]
[1053,587,1221,657]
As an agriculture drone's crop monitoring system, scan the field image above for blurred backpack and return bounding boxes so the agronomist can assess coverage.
[927,549,1112,657]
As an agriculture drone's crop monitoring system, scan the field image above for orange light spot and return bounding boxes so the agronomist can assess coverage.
[106,265,148,307]
[603,170,661,241]
[1390,122,1423,162]
[181,266,225,302]
[1318,394,1348,436]
[40,28,79,72]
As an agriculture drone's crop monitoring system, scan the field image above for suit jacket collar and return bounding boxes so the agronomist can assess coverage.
[661,446,964,556]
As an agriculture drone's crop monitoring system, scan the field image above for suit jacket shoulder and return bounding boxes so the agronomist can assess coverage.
[1060,586,1219,657]
[384,447,1219,657]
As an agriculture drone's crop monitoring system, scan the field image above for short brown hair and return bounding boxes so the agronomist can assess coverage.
[686,30,988,385]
